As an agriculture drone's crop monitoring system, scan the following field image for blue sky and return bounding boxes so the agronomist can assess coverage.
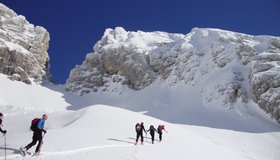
[1,0,280,84]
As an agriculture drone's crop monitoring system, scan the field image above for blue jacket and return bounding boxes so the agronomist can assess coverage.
[37,119,45,130]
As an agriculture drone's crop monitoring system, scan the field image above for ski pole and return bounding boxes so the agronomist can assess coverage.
[38,132,45,153]
[4,134,6,160]
[166,131,171,144]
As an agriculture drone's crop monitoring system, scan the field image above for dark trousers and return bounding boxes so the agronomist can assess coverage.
[136,132,143,142]
[159,132,162,141]
[25,132,43,152]
[150,133,155,143]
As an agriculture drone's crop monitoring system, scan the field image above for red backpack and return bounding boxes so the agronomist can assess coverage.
[30,118,40,131]
[158,125,164,131]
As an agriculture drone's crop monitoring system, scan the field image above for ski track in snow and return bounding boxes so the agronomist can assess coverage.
[44,144,134,156]
[1,144,134,160]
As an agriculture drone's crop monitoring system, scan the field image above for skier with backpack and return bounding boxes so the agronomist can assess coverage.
[135,122,147,145]
[157,125,168,142]
[20,114,48,156]
[147,125,158,144]
[0,113,7,134]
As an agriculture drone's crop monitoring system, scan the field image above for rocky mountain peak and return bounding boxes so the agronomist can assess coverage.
[66,27,280,123]
[0,3,51,84]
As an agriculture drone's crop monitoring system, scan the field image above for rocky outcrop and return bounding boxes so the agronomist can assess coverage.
[0,3,51,84]
[250,53,280,122]
[66,27,280,123]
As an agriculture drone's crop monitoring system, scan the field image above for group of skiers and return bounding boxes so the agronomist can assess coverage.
[0,112,168,157]
[135,122,167,145]
[0,113,48,157]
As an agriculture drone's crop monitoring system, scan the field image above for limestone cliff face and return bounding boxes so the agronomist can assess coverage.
[0,3,51,84]
[66,27,280,123]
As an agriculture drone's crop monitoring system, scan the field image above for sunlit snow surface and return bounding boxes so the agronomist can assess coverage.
[0,74,279,160]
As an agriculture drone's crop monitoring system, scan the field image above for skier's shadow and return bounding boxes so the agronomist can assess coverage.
[107,138,135,144]
[0,146,21,154]
[129,136,153,140]
[128,137,152,144]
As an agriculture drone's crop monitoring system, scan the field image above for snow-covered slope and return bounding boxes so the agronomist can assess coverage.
[0,74,280,160]
[66,27,280,123]
[0,3,51,84]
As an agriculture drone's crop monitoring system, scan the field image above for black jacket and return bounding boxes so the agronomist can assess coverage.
[0,119,5,133]
[147,126,157,135]
[135,124,146,134]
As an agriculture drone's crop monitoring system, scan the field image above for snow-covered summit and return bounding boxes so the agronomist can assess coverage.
[0,3,51,84]
[66,27,280,123]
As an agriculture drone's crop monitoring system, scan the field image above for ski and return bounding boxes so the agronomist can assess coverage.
[19,147,26,157]
[32,152,41,157]
[20,147,33,157]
